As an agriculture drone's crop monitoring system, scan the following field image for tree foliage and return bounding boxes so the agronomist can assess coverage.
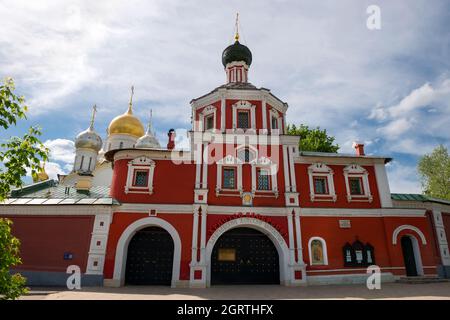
[0,218,28,300]
[0,77,49,299]
[287,124,339,153]
[0,77,49,201]
[418,144,450,201]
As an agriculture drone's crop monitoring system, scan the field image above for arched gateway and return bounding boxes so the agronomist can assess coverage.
[211,227,280,284]
[125,226,174,285]
[113,217,181,287]
[205,217,290,286]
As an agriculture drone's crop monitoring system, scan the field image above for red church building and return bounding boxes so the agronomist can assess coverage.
[1,31,449,288]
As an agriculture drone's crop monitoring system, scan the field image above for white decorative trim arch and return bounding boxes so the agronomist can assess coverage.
[308,236,329,266]
[205,217,290,286]
[392,224,427,245]
[112,217,182,287]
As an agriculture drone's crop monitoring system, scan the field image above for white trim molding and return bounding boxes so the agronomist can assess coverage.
[308,163,337,202]
[124,156,156,194]
[111,217,182,287]
[392,224,427,245]
[308,236,329,266]
[343,164,373,202]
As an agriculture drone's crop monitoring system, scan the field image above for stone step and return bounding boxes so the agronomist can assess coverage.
[397,276,450,284]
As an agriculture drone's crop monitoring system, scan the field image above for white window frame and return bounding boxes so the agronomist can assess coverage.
[232,100,256,132]
[308,163,336,202]
[251,156,278,196]
[216,155,243,195]
[308,237,328,266]
[269,109,282,134]
[198,105,217,132]
[125,156,156,194]
[343,164,373,202]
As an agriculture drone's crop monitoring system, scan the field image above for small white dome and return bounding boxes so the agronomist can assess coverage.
[75,127,103,151]
[135,132,161,149]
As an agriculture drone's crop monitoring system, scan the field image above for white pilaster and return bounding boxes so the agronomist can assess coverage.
[86,213,112,275]
[288,146,297,192]
[374,163,393,207]
[283,145,291,192]
[262,97,267,130]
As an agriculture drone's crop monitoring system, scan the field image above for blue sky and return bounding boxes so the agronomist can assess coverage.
[1,0,449,193]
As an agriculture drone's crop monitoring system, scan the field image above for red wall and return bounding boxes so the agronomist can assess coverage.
[443,212,450,243]
[205,144,286,207]
[3,215,93,273]
[296,163,382,208]
[302,215,437,276]
[110,159,196,203]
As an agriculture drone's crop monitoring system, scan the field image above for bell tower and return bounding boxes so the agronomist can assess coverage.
[222,13,252,84]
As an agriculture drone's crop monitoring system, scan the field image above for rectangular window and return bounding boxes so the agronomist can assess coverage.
[257,169,271,190]
[222,167,236,189]
[205,114,214,130]
[349,177,363,195]
[237,110,250,129]
[133,170,149,187]
[313,177,328,194]
[271,116,278,129]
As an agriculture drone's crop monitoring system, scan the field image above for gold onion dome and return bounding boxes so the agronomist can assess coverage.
[75,105,103,151]
[108,86,145,138]
[32,163,49,183]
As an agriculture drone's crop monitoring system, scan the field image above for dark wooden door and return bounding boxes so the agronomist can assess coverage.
[211,227,279,285]
[125,226,174,285]
[401,236,418,277]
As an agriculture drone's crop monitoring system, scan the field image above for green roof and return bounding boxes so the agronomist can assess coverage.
[4,180,119,205]
[391,193,450,205]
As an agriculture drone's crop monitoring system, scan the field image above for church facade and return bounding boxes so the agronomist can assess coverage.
[1,32,450,288]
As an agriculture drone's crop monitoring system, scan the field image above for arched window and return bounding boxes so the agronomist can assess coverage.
[308,237,328,266]
[364,243,375,265]
[119,141,124,149]
[237,147,256,163]
[343,240,375,267]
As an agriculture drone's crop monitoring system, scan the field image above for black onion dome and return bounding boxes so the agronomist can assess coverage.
[222,41,252,67]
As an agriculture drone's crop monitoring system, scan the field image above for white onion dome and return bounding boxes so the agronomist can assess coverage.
[135,133,161,149]
[75,127,103,151]
[75,105,102,152]
[135,117,160,149]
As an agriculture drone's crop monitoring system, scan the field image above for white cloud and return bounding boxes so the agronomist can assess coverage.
[44,161,66,180]
[386,138,435,156]
[24,161,66,181]
[378,118,414,137]
[386,161,422,194]
[371,81,450,122]
[2,1,449,193]
[44,139,75,164]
